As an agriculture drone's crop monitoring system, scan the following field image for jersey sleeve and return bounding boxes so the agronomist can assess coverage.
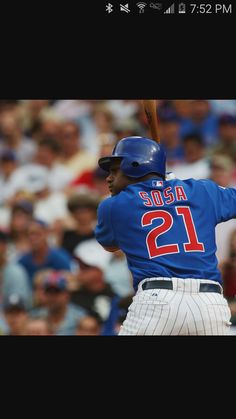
[95,197,118,248]
[202,179,236,223]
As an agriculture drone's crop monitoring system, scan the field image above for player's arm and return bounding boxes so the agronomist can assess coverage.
[214,184,236,222]
[95,198,120,252]
[202,180,236,223]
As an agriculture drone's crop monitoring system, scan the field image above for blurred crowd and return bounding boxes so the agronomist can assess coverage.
[0,99,236,335]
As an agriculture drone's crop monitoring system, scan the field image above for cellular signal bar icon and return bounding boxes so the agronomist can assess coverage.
[164,3,175,13]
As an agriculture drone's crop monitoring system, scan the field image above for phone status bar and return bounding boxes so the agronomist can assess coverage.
[105,3,233,15]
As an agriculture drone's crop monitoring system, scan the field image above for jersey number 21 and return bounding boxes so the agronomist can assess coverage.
[141,206,205,258]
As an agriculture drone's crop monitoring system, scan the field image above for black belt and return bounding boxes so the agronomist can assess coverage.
[142,280,222,294]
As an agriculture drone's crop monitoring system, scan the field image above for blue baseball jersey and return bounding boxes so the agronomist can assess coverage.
[95,178,236,291]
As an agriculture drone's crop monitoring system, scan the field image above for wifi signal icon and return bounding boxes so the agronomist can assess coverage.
[136,2,147,13]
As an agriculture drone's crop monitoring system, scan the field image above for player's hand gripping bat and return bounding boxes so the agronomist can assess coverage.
[142,100,160,143]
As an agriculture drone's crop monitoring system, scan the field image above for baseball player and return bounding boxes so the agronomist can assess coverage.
[95,136,234,335]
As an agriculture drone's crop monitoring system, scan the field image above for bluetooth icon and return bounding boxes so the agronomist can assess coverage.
[106,3,113,13]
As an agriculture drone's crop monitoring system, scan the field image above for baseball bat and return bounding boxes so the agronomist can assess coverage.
[142,99,160,143]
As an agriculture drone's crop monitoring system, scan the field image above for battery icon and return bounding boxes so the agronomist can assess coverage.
[178,3,186,13]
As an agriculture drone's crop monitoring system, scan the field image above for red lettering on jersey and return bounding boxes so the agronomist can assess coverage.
[139,191,153,206]
[142,210,179,258]
[163,187,175,204]
[151,190,164,206]
[176,207,205,252]
[175,186,187,201]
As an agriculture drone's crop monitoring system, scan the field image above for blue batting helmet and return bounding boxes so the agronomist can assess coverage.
[98,136,166,178]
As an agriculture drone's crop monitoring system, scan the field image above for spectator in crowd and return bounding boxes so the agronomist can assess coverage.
[2,294,29,335]
[92,167,110,199]
[31,269,50,317]
[0,110,36,164]
[209,155,236,267]
[0,230,32,309]
[172,100,193,119]
[6,163,69,229]
[209,114,236,163]
[84,102,116,155]
[59,121,97,178]
[209,154,236,188]
[0,156,69,230]
[0,100,19,115]
[222,230,236,299]
[171,133,210,180]
[222,230,236,334]
[67,133,117,193]
[68,167,109,198]
[52,100,95,152]
[24,317,52,335]
[60,193,100,256]
[0,150,20,207]
[37,119,62,143]
[97,133,118,159]
[2,161,48,200]
[31,270,86,335]
[35,138,73,191]
[107,100,140,123]
[92,103,115,134]
[31,269,78,316]
[179,99,218,147]
[18,219,72,287]
[26,118,61,145]
[158,109,184,168]
[209,100,236,116]
[72,238,116,323]
[7,200,34,262]
[75,312,103,336]
[53,100,92,121]
[114,118,144,141]
[19,100,55,138]
[31,169,69,232]
[104,250,134,298]
[101,295,133,336]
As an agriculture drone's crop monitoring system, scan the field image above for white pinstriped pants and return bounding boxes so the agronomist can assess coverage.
[118,278,232,335]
